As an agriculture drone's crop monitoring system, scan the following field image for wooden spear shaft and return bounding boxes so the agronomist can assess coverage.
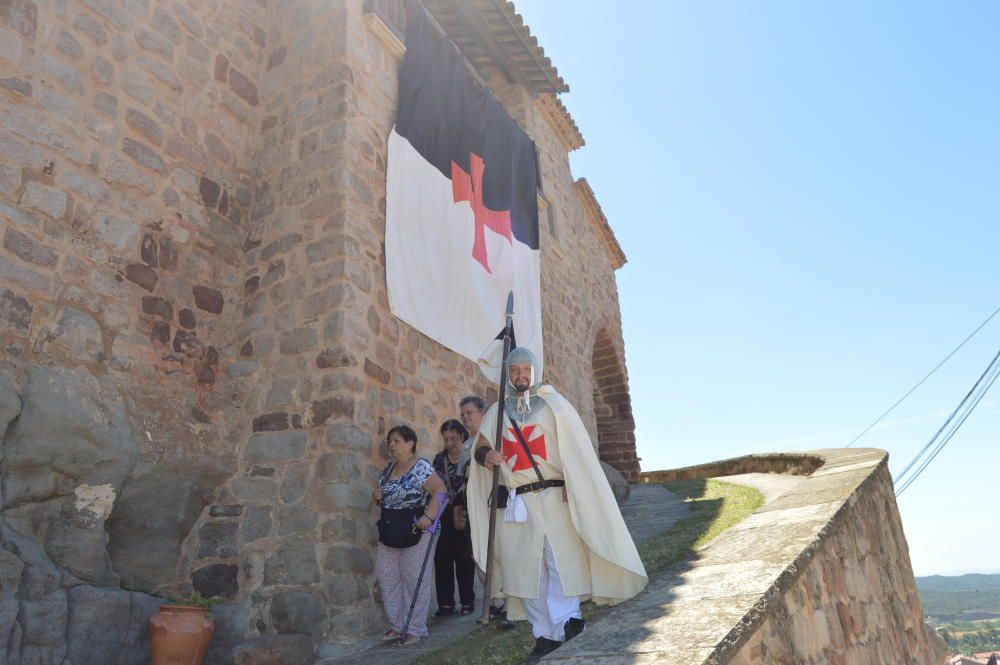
[479,296,514,625]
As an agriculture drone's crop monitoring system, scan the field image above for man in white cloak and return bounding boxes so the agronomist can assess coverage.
[467,347,647,661]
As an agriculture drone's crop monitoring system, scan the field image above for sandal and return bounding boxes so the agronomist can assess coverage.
[381,629,402,642]
[434,606,455,618]
[400,633,421,646]
[460,605,475,615]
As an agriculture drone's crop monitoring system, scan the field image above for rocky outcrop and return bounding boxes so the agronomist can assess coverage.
[0,364,236,664]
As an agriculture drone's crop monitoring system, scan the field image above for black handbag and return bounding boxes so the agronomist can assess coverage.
[376,463,422,548]
[377,506,421,548]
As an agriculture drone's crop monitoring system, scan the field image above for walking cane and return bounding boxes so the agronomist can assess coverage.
[400,491,450,645]
[479,293,515,625]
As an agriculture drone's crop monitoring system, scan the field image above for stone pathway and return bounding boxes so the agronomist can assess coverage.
[314,484,689,665]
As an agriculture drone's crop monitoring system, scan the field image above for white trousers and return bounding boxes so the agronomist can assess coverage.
[522,538,582,641]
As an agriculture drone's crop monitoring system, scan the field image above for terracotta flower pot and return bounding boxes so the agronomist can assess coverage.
[149,604,214,665]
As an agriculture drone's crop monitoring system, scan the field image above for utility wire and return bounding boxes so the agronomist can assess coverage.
[894,346,1000,497]
[895,365,999,496]
[847,304,1000,447]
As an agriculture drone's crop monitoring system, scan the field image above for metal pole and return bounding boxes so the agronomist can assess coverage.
[400,491,450,644]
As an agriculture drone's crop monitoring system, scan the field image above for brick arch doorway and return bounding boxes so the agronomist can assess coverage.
[591,329,640,480]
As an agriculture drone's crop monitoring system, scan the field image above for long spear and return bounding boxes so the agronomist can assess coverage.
[479,292,514,625]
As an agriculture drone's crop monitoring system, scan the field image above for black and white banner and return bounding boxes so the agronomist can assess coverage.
[386,7,543,377]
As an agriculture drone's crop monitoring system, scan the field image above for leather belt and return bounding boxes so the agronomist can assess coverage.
[514,479,565,495]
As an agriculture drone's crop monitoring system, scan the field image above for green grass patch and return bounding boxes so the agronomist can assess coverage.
[412,479,764,665]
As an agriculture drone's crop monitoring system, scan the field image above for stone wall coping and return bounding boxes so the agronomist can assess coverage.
[638,451,826,483]
[545,447,891,663]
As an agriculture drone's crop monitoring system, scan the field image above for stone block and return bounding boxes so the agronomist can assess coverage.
[232,635,312,665]
[105,152,156,193]
[39,53,84,93]
[174,4,204,38]
[214,53,228,82]
[21,181,67,219]
[141,296,172,321]
[198,521,238,559]
[270,591,326,639]
[277,503,318,536]
[192,563,238,599]
[94,91,118,116]
[243,505,271,543]
[325,422,371,451]
[315,346,356,369]
[4,227,57,268]
[323,545,373,575]
[122,137,168,174]
[228,66,258,106]
[126,108,164,146]
[244,431,307,464]
[252,412,288,432]
[310,397,353,426]
[280,463,310,504]
[230,478,277,503]
[263,536,319,585]
[280,328,317,355]
[74,13,107,45]
[125,263,158,291]
[57,30,84,58]
[209,504,243,518]
[121,69,153,103]
[0,75,29,96]
[92,55,113,85]
[151,8,182,43]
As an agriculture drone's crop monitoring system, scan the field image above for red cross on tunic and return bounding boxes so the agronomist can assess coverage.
[451,153,513,274]
[501,424,547,472]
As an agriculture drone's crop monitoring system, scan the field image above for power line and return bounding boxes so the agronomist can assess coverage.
[894,346,1000,497]
[847,304,1000,447]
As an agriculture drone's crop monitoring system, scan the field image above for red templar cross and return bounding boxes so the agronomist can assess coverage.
[501,425,547,472]
[451,154,512,274]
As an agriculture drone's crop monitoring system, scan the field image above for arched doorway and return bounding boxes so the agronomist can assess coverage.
[591,329,640,480]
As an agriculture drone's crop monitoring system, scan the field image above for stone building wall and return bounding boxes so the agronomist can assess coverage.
[0,0,269,662]
[0,0,639,660]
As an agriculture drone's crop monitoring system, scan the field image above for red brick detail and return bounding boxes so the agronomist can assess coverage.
[592,329,640,480]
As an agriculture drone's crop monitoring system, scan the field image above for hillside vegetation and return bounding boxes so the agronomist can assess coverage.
[917,574,1000,616]
[917,574,1000,654]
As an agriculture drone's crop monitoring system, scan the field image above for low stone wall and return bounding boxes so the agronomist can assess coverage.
[546,448,948,665]
[638,452,823,483]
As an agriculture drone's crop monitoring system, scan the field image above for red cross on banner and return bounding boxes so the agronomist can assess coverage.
[501,424,547,472]
[451,154,513,274]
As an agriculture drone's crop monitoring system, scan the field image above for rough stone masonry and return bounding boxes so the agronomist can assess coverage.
[0,0,639,662]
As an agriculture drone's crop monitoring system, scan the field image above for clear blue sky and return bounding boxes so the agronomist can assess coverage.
[517,0,1000,576]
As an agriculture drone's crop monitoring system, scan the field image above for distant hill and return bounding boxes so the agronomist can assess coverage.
[917,574,1000,593]
[916,574,1000,617]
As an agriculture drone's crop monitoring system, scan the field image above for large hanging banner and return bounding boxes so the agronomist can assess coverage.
[385,7,543,379]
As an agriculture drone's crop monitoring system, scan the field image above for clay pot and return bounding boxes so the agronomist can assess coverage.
[149,604,214,665]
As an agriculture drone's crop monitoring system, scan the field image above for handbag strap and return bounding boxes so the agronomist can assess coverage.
[508,416,546,485]
[440,454,455,496]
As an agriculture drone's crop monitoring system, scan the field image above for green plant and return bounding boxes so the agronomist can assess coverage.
[174,593,220,619]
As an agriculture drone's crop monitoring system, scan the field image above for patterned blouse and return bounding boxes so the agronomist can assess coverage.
[378,458,434,510]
